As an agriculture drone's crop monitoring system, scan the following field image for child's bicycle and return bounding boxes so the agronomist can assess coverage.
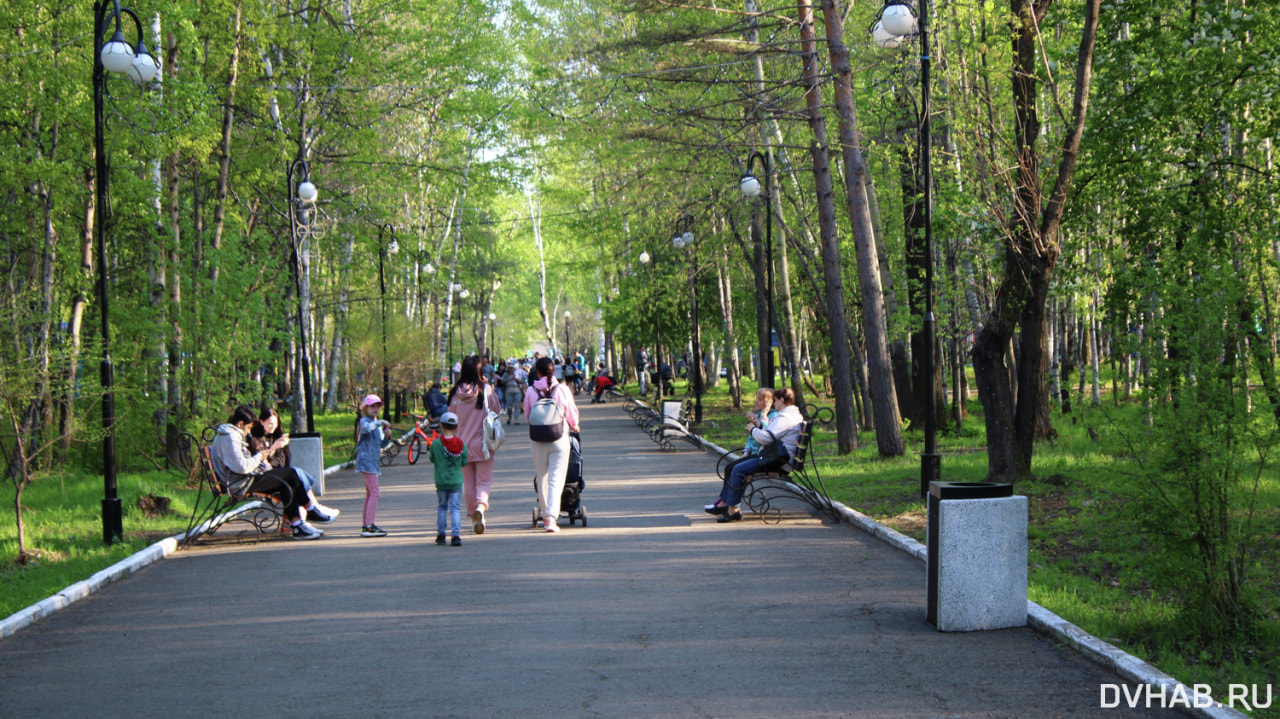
[405,414,442,465]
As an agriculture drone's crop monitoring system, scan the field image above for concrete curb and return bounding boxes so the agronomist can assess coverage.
[695,430,1246,719]
[0,458,357,642]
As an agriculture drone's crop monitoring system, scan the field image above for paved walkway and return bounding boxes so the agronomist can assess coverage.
[0,403,1179,718]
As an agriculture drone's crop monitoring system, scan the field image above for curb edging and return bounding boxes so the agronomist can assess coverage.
[0,462,349,641]
[697,434,1246,719]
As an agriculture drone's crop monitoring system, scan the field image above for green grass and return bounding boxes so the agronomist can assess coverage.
[683,375,1279,717]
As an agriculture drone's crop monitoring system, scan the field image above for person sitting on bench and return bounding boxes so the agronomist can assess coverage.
[211,405,332,540]
[248,406,339,524]
[703,387,801,523]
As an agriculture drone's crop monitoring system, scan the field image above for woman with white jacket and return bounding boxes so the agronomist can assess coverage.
[704,388,803,523]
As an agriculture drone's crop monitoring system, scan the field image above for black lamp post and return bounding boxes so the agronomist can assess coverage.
[563,310,572,360]
[673,221,703,425]
[377,224,397,420]
[872,0,939,497]
[94,0,158,545]
[488,312,498,360]
[740,152,776,389]
[638,249,663,403]
[286,158,318,433]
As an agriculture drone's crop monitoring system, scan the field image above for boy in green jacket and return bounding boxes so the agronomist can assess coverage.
[430,412,468,546]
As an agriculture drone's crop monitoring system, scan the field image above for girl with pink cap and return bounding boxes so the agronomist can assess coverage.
[355,394,392,537]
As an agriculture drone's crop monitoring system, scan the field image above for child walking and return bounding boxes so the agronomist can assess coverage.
[429,412,468,546]
[356,394,392,537]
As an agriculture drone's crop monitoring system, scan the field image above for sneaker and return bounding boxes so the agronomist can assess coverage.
[544,518,560,533]
[307,507,336,524]
[435,533,446,545]
[361,524,388,537]
[451,535,462,546]
[291,522,324,540]
[472,509,486,535]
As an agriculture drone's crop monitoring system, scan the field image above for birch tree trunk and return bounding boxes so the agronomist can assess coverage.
[210,5,240,287]
[530,191,557,354]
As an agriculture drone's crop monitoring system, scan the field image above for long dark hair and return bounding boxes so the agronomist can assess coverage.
[534,356,555,381]
[226,405,256,427]
[252,407,283,440]
[448,355,487,409]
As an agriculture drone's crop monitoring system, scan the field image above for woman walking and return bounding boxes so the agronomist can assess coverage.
[498,361,526,424]
[523,356,581,533]
[448,356,503,534]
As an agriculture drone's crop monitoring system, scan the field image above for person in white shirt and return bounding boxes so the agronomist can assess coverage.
[703,388,803,523]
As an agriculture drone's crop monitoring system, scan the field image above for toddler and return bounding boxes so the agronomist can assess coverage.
[429,411,468,546]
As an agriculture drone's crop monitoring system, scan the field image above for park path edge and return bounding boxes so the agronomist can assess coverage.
[0,460,349,640]
[695,436,1248,719]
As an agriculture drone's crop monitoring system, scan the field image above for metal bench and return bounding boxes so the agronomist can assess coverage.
[735,408,839,524]
[181,429,291,546]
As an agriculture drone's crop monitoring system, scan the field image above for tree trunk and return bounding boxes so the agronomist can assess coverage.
[210,5,240,287]
[971,0,1100,479]
[717,249,743,408]
[816,0,900,455]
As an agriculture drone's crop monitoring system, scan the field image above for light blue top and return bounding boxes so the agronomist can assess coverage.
[355,416,384,474]
[744,408,778,455]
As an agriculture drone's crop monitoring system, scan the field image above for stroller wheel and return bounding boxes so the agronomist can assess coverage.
[532,508,539,528]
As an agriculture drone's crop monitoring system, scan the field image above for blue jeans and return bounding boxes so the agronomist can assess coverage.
[720,455,766,508]
[437,489,462,536]
[295,468,317,494]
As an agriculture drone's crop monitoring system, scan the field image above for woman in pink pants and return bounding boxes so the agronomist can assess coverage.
[448,356,502,534]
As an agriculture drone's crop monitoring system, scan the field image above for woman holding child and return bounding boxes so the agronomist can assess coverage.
[448,356,503,534]
[704,387,802,523]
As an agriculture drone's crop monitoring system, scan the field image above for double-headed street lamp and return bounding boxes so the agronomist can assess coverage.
[95,0,159,544]
[287,159,319,434]
[871,0,939,497]
[378,224,398,421]
[740,153,776,389]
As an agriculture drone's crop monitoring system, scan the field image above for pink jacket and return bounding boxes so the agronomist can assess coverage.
[522,377,580,432]
[448,382,502,463]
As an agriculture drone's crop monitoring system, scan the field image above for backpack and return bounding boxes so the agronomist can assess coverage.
[481,387,505,458]
[528,384,565,443]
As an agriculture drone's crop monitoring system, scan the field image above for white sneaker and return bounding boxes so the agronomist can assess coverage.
[473,509,486,535]
[291,521,324,540]
[307,507,337,524]
[544,518,560,533]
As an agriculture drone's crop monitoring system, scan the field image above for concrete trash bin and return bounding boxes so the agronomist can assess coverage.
[927,481,1027,632]
[290,433,325,497]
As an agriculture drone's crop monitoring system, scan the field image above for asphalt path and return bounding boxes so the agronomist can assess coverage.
[0,402,1185,718]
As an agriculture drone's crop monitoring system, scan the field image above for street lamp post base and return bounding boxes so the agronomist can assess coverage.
[921,452,941,499]
[102,497,123,544]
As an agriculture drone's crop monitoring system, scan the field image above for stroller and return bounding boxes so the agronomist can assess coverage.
[532,432,587,527]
